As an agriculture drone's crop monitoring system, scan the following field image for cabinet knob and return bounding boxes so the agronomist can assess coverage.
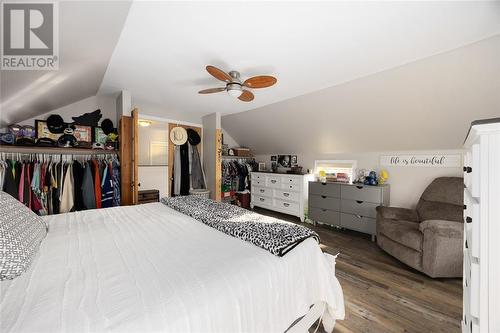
[283,193,290,197]
[283,203,290,207]
[321,195,327,199]
[356,185,363,189]
[464,166,472,173]
[463,205,467,210]
[356,200,363,204]
[466,216,472,223]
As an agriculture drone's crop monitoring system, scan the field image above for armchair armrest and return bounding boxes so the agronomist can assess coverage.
[419,220,463,239]
[376,206,419,222]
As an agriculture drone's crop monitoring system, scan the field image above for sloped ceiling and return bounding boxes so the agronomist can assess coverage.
[0,1,131,127]
[100,1,500,117]
[222,35,500,154]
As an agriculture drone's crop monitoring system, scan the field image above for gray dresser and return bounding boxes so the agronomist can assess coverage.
[308,182,390,241]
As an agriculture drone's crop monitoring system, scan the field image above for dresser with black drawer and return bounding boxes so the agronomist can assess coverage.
[308,182,390,241]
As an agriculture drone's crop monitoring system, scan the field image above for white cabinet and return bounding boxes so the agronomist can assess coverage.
[250,172,313,221]
[462,118,500,333]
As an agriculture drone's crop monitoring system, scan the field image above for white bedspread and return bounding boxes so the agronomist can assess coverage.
[1,203,344,332]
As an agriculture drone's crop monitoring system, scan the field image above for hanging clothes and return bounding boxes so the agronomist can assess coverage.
[101,164,113,208]
[190,144,205,189]
[82,162,96,210]
[72,161,85,211]
[2,160,18,198]
[60,163,74,213]
[92,160,102,209]
[179,143,190,195]
[111,160,121,206]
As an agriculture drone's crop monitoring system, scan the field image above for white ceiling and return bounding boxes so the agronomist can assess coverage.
[0,1,131,127]
[100,1,500,117]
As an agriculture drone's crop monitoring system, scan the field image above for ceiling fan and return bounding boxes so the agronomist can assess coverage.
[198,65,277,102]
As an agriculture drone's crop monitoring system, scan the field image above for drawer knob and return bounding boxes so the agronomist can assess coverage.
[271,180,277,183]
[321,182,327,186]
[283,203,290,207]
[466,216,472,223]
[260,189,264,193]
[465,240,468,249]
[283,193,290,197]
[289,179,293,182]
[356,185,363,189]
[463,205,467,210]
[356,200,363,204]
[464,166,472,173]
[321,195,327,199]
[259,198,264,202]
[289,186,293,188]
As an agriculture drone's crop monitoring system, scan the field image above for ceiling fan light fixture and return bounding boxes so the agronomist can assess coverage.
[226,83,243,98]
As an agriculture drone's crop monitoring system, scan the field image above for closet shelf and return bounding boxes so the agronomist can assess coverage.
[221,155,254,159]
[0,145,118,155]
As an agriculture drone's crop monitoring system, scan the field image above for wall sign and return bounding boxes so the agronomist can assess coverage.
[380,154,462,168]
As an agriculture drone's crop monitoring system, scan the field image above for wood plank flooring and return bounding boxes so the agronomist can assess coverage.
[254,207,463,333]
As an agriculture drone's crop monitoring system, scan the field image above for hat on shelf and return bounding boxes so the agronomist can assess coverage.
[46,114,65,134]
[35,138,57,147]
[170,126,188,145]
[101,118,114,135]
[186,128,201,146]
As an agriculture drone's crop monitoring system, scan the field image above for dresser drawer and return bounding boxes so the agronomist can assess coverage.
[253,195,273,207]
[253,186,272,197]
[340,213,376,234]
[309,194,340,210]
[341,199,378,218]
[281,176,299,185]
[341,184,381,203]
[275,199,299,213]
[309,207,340,226]
[275,189,299,202]
[252,179,265,187]
[281,183,300,192]
[309,182,341,197]
[266,176,281,188]
[251,173,265,181]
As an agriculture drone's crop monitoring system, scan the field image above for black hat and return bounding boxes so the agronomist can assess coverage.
[47,114,65,134]
[186,128,201,146]
[16,137,35,146]
[35,137,57,147]
[101,118,114,135]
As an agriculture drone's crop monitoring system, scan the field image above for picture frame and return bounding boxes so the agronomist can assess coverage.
[291,155,298,166]
[258,162,266,171]
[35,120,93,143]
[278,155,291,168]
[35,120,61,141]
[270,155,277,162]
[94,127,108,144]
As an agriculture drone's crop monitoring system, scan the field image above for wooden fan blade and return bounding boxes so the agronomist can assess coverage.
[198,87,226,94]
[206,65,232,82]
[238,90,254,102]
[243,75,277,88]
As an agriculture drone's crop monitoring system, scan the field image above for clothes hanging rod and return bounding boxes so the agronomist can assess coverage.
[0,145,118,155]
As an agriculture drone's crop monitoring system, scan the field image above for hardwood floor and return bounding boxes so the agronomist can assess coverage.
[254,207,463,333]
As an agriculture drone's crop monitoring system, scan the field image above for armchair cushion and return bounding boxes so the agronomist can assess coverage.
[419,219,463,239]
[416,200,463,222]
[377,219,423,252]
[376,206,419,222]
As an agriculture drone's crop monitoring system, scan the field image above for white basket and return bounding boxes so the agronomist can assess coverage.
[189,189,210,199]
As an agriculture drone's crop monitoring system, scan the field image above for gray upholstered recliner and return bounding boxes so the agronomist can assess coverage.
[376,177,464,278]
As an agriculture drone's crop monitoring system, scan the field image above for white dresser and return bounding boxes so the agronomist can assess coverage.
[462,118,500,333]
[250,172,314,221]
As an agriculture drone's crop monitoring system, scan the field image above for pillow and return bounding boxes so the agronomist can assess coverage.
[0,191,47,280]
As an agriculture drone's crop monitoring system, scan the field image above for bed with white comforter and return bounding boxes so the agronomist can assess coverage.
[1,203,344,332]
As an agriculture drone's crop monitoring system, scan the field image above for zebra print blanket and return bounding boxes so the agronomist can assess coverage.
[161,196,319,256]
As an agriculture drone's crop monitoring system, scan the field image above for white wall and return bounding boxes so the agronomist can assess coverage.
[133,97,205,125]
[18,95,118,127]
[222,128,240,148]
[254,149,464,208]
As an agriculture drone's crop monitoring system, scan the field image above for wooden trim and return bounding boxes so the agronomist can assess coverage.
[215,128,222,201]
[119,115,133,205]
[167,123,203,196]
[132,108,139,205]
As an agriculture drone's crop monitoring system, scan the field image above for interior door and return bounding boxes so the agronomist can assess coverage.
[119,108,139,205]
